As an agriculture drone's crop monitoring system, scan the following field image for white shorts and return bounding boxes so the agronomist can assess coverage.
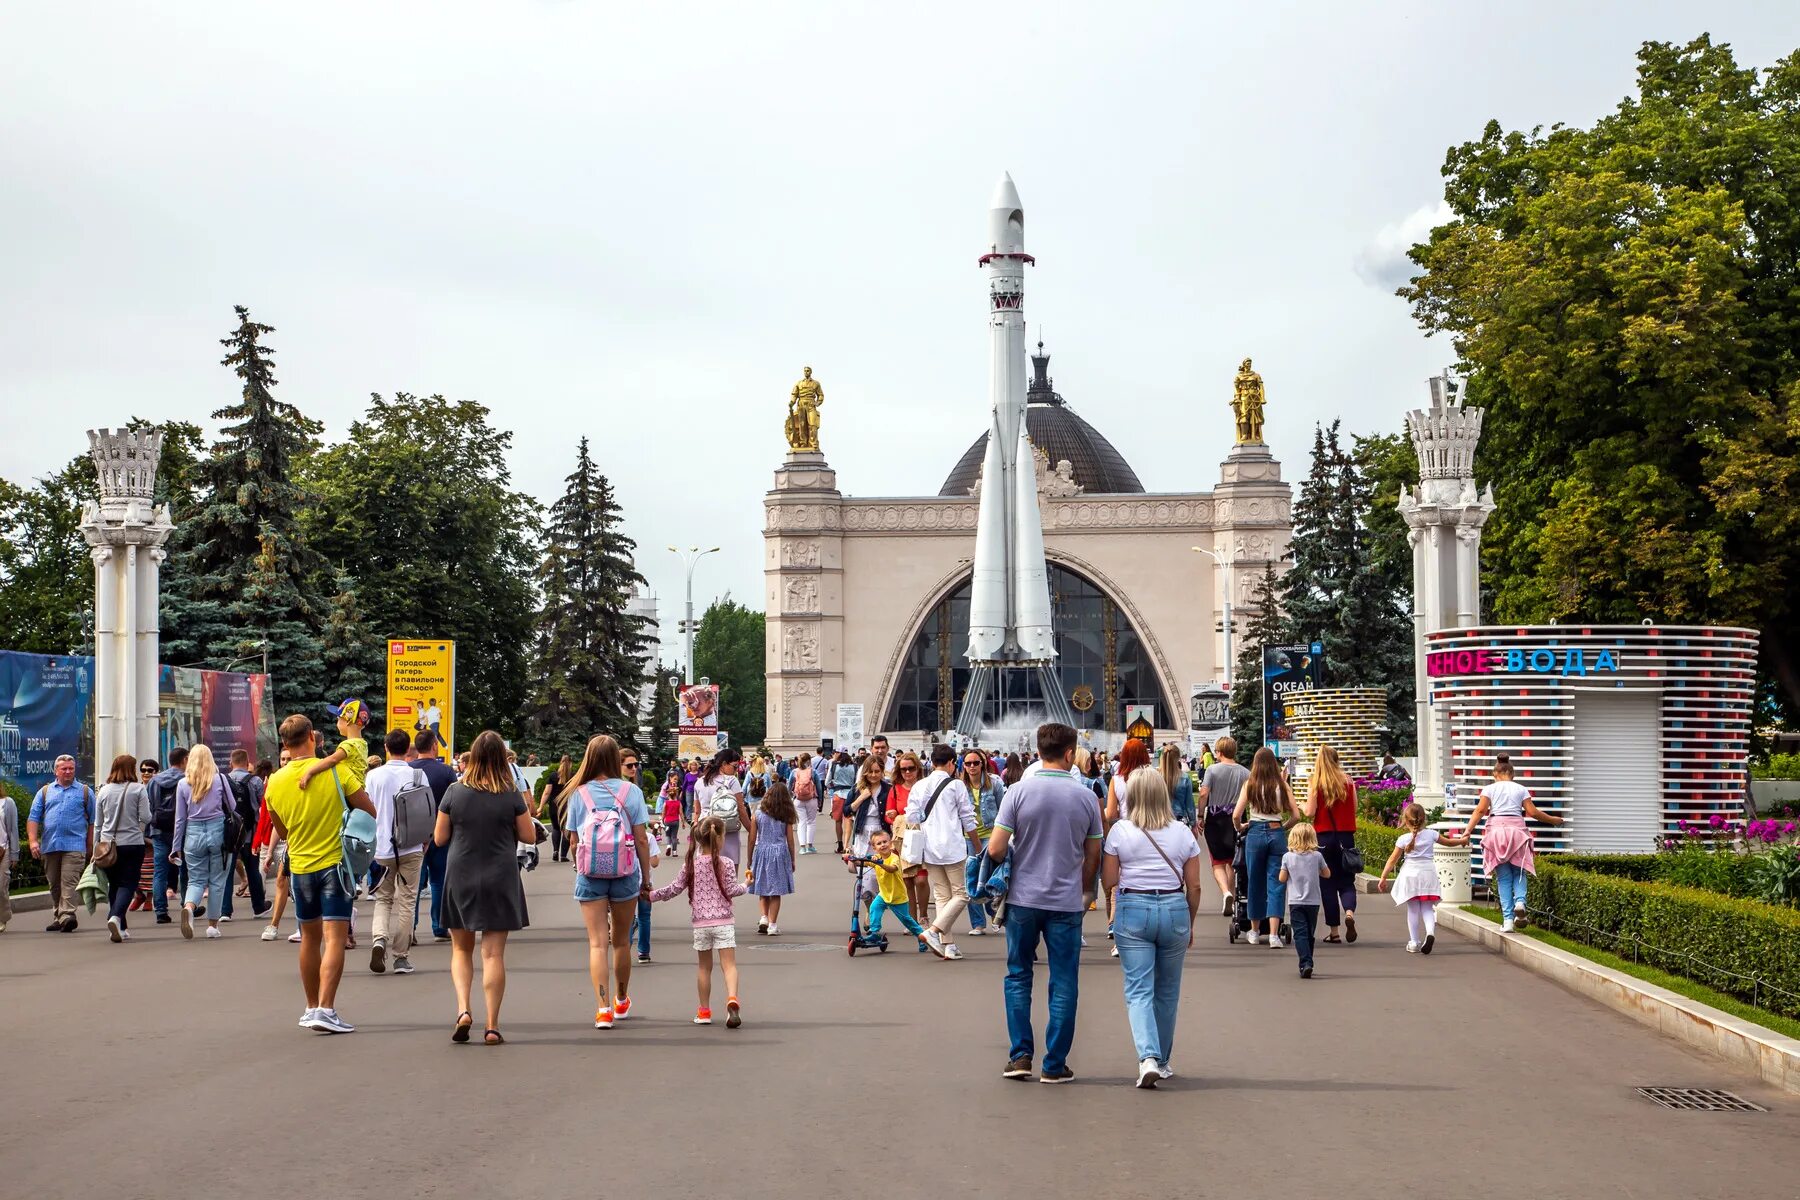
[693,924,737,952]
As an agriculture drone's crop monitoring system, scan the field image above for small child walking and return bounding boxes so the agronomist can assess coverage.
[660,775,684,856]
[649,815,747,1027]
[1378,803,1469,954]
[748,781,798,935]
[1278,821,1330,978]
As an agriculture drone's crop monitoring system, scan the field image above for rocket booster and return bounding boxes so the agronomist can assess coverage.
[966,174,1057,666]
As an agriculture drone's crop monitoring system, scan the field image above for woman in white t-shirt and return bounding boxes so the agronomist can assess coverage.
[1102,769,1203,1090]
[1456,754,1564,931]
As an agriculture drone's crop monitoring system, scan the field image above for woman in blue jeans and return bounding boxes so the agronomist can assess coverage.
[1103,769,1203,1088]
[1231,747,1299,947]
[960,751,1005,933]
[171,744,234,940]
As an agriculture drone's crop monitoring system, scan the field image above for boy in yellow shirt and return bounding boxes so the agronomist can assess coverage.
[298,698,372,795]
[853,830,926,944]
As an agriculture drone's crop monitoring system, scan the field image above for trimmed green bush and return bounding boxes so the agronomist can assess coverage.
[1546,853,1660,882]
[1544,848,1773,903]
[3,778,47,892]
[1531,860,1800,1019]
[1356,820,1401,872]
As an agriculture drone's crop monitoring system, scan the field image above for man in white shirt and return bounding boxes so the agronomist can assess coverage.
[365,728,426,975]
[905,743,977,961]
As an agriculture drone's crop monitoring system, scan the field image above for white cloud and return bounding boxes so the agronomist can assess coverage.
[1355,200,1454,291]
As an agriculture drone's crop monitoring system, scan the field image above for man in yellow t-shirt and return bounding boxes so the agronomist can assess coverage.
[264,713,375,1035]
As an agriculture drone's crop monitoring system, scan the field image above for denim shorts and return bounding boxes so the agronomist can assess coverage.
[290,864,354,923]
[574,866,642,904]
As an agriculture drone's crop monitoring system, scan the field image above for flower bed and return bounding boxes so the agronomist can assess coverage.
[1530,859,1800,1020]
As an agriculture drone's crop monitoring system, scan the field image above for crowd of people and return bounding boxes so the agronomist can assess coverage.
[7,706,1533,1089]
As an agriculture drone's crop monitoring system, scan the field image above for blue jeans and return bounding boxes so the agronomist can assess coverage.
[1113,891,1190,1066]
[151,830,177,916]
[1244,822,1288,923]
[1495,863,1529,916]
[1289,903,1319,970]
[964,855,990,929]
[181,818,231,916]
[634,897,652,957]
[414,842,448,936]
[1003,904,1084,1074]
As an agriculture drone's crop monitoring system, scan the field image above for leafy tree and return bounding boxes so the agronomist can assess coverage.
[320,571,379,711]
[300,393,538,738]
[160,307,329,710]
[525,437,651,746]
[1401,35,1800,720]
[1352,430,1421,752]
[692,597,766,748]
[1230,563,1285,754]
[0,456,92,655]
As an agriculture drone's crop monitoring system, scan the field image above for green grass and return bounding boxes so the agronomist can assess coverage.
[1460,904,1800,1042]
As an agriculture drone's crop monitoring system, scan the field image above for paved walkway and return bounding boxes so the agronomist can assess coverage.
[5,851,1798,1198]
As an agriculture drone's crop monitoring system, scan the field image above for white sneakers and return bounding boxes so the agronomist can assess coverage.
[1405,940,1420,953]
[288,929,303,943]
[261,925,279,941]
[1245,930,1260,945]
[921,928,947,958]
[766,924,780,936]
[1110,945,1120,958]
[944,944,963,960]
[205,926,222,939]
[1501,918,1516,932]
[1268,935,1285,949]
[1136,1057,1161,1089]
[108,916,123,943]
[180,907,194,939]
[305,1009,355,1034]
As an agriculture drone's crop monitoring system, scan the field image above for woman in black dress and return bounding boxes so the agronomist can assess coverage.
[435,731,538,1045]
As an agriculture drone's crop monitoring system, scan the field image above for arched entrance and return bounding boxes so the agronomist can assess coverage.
[881,561,1177,734]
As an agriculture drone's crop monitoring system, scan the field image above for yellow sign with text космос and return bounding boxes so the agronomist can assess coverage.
[387,639,455,758]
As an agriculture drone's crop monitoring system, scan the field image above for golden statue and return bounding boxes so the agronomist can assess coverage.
[1232,357,1266,444]
[785,366,824,453]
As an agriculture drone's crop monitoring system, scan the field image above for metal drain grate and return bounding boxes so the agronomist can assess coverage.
[1636,1087,1765,1112]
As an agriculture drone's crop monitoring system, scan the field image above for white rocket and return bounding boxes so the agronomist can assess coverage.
[966,173,1057,667]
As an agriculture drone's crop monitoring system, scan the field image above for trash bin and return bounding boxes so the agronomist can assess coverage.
[1432,821,1471,904]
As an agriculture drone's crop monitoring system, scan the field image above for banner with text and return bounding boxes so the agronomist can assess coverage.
[836,703,866,751]
[386,639,456,758]
[1262,641,1324,758]
[677,682,721,760]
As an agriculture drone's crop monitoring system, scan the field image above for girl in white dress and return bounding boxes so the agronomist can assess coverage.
[1377,803,1469,954]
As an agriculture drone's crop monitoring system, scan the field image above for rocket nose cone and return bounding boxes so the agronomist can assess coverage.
[990,172,1022,212]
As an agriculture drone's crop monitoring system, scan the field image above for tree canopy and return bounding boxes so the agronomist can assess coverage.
[1402,35,1800,718]
[693,597,766,748]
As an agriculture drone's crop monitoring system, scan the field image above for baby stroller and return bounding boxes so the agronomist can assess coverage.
[1227,835,1290,944]
[844,856,890,956]
[517,819,550,873]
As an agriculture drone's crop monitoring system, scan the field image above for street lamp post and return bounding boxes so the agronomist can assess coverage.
[667,545,720,685]
[1190,546,1233,688]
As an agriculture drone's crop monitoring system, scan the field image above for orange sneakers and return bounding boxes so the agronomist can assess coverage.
[614,996,632,1020]
[594,1007,614,1030]
[693,1007,713,1025]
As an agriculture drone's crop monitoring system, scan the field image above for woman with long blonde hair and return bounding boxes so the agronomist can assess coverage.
[172,744,234,940]
[1158,743,1195,828]
[1231,746,1300,946]
[1306,744,1360,944]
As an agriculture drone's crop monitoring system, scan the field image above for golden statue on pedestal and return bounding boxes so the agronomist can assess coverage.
[786,366,824,453]
[1232,358,1266,444]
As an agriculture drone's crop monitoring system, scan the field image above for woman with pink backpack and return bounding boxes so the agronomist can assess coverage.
[561,734,655,1031]
[792,752,820,854]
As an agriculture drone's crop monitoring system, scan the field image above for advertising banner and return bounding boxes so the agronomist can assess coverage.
[1262,641,1324,758]
[836,703,865,751]
[386,639,455,758]
[677,682,720,761]
[0,650,273,796]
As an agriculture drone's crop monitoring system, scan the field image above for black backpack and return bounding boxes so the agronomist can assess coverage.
[149,773,179,835]
[225,772,258,851]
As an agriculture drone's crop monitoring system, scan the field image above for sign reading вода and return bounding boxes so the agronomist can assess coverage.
[1426,647,1623,678]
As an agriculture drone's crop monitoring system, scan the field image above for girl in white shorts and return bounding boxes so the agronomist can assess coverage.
[649,815,749,1028]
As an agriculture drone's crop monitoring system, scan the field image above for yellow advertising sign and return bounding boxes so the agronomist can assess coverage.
[386,639,455,758]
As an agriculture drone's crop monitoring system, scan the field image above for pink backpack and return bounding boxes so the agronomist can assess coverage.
[795,768,815,802]
[576,780,638,879]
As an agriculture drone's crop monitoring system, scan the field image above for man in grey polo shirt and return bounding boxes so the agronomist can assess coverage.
[985,722,1102,1084]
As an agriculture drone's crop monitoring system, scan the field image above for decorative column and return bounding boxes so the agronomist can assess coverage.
[1398,374,1495,806]
[1212,359,1291,684]
[79,429,173,774]
[764,449,844,757]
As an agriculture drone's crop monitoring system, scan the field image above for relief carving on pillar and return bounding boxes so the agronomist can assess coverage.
[782,540,820,568]
[782,623,821,670]
[783,577,819,613]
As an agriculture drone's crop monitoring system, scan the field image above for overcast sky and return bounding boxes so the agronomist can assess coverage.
[2,4,1791,667]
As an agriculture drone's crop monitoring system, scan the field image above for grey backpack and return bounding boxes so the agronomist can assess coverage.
[392,770,437,850]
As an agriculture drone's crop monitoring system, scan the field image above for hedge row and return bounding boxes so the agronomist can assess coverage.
[1356,820,1402,871]
[1531,860,1800,1019]
[1545,849,1769,902]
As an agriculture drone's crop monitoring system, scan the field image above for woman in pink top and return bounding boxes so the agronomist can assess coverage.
[649,815,748,1028]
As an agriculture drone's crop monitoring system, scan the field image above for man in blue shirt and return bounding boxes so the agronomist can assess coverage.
[28,754,94,932]
[985,723,1102,1084]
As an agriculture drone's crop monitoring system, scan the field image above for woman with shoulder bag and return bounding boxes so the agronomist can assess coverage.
[1306,745,1361,944]
[1103,768,1203,1088]
[172,744,234,941]
[1232,747,1300,948]
[95,754,153,943]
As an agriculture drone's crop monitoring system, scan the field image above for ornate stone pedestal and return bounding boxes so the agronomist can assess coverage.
[764,453,844,755]
[1207,441,1289,675]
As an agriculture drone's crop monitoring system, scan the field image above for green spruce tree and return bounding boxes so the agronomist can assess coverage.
[320,571,380,720]
[528,438,652,744]
[162,307,330,710]
[1230,562,1285,754]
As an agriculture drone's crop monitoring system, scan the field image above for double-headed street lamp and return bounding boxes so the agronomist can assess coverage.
[668,545,720,685]
[1190,546,1233,687]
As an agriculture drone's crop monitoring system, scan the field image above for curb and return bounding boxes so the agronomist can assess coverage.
[10,891,52,913]
[1440,899,1800,1095]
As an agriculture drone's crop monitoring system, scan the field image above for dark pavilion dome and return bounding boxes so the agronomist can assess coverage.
[938,343,1145,497]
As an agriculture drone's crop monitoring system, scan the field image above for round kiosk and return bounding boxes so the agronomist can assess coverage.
[1425,624,1759,855]
[1283,686,1387,803]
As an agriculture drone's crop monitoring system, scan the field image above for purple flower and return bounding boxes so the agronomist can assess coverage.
[1709,813,1725,830]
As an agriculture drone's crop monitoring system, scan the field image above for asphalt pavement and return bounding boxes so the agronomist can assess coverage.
[5,847,1798,1199]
